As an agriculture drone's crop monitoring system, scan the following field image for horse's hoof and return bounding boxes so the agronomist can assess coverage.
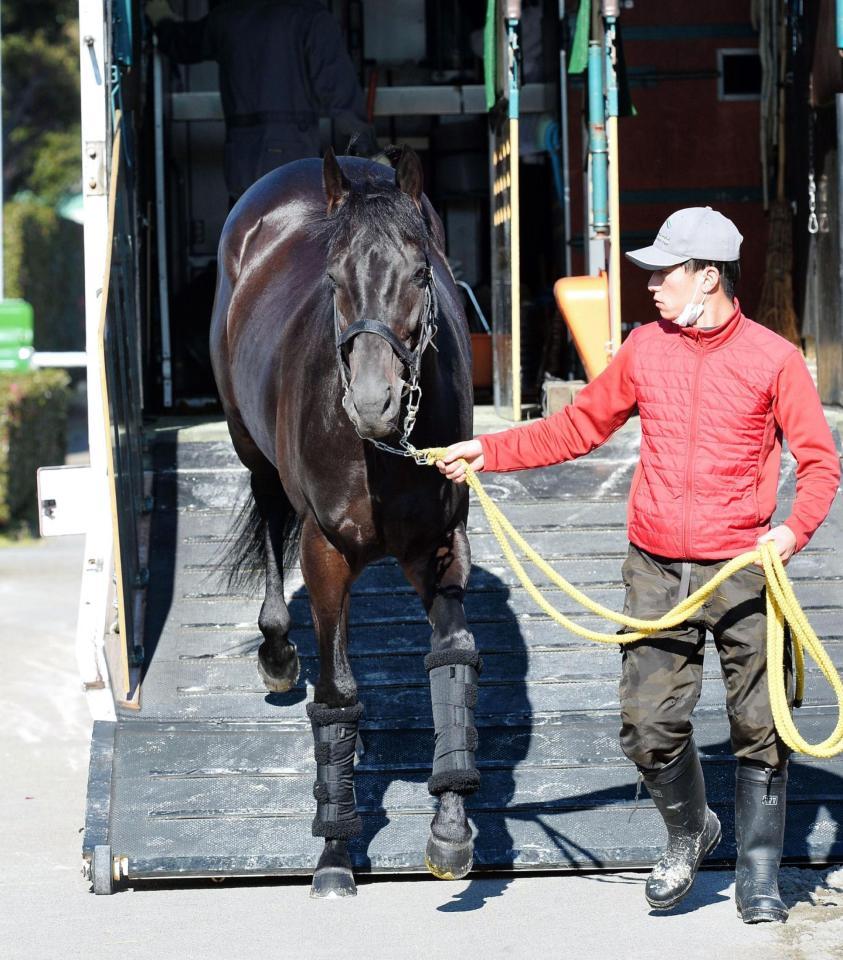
[256,640,300,693]
[310,839,357,898]
[310,865,358,899]
[424,835,473,881]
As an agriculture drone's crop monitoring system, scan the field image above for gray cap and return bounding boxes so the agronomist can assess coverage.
[625,206,743,270]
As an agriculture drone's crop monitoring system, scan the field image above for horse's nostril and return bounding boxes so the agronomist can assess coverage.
[381,386,392,415]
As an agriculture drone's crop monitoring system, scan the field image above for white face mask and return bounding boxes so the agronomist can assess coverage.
[673,277,707,327]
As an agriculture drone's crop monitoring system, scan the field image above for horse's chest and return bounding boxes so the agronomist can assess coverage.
[310,479,450,559]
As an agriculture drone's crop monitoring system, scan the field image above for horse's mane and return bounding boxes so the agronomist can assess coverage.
[314,165,432,256]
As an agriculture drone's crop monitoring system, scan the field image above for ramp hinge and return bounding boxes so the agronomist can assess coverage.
[84,141,106,196]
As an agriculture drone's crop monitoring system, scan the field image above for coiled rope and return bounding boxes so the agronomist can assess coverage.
[417,448,843,759]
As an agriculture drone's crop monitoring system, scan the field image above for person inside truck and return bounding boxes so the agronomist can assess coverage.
[435,206,840,924]
[145,0,378,202]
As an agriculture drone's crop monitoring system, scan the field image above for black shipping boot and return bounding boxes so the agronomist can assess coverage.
[307,702,364,898]
[734,761,788,924]
[424,649,481,880]
[425,649,482,797]
[642,738,722,909]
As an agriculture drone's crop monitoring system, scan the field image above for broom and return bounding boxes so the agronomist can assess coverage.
[756,1,801,346]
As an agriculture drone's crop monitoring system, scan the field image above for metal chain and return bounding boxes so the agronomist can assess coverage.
[807,107,819,235]
[808,173,819,235]
[342,280,438,464]
[366,371,427,462]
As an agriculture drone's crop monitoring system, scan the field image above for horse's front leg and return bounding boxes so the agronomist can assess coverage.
[300,515,362,898]
[401,522,479,880]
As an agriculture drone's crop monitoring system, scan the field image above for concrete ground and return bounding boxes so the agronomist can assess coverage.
[3,537,843,960]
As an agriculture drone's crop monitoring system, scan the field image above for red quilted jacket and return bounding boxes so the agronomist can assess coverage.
[479,303,841,560]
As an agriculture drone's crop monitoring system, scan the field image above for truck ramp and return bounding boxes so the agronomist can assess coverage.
[83,415,843,887]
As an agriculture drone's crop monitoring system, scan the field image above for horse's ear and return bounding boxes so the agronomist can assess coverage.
[323,147,351,213]
[395,146,423,207]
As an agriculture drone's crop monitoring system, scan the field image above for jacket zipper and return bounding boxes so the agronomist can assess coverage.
[683,341,706,558]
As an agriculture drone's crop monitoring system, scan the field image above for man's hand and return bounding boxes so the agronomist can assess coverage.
[756,524,797,567]
[435,439,485,484]
[145,0,179,25]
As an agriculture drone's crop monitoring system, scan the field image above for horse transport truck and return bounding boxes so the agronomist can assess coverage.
[52,0,843,893]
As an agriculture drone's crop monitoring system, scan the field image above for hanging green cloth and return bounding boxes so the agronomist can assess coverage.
[568,0,591,74]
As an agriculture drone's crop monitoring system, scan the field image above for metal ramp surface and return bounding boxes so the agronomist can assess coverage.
[83,414,843,883]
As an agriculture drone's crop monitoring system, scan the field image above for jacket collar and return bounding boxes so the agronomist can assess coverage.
[677,298,745,348]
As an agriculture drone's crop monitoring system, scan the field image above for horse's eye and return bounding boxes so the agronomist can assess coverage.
[326,272,338,288]
[412,267,429,286]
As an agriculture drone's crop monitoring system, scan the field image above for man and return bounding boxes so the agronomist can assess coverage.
[145,0,378,201]
[436,207,840,922]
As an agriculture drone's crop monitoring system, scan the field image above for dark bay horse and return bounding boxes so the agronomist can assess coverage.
[210,148,479,897]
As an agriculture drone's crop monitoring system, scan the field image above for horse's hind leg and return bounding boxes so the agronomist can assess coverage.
[300,515,362,898]
[251,470,301,693]
[401,523,479,880]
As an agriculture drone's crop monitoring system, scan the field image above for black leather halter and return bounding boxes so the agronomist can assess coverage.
[336,318,417,373]
[332,262,440,456]
[333,264,438,397]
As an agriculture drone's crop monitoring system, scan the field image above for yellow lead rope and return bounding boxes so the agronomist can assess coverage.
[417,448,843,759]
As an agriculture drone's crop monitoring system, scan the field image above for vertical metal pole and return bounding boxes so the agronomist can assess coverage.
[153,40,173,408]
[587,40,608,235]
[605,13,621,355]
[506,6,521,421]
[558,0,572,278]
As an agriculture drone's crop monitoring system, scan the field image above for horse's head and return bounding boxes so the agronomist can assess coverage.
[323,147,436,442]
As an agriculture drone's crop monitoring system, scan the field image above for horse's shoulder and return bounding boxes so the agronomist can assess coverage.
[219,162,326,274]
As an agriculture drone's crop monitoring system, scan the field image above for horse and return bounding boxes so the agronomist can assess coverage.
[210,146,479,897]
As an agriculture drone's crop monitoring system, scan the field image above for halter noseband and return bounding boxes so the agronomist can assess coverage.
[336,318,418,375]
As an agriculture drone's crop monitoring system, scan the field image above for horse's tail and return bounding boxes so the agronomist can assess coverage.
[218,483,303,594]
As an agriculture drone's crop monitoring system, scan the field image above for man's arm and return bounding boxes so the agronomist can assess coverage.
[773,350,841,552]
[304,9,378,152]
[146,0,213,65]
[478,330,639,472]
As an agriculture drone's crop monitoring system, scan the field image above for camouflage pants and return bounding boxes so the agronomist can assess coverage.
[618,543,793,773]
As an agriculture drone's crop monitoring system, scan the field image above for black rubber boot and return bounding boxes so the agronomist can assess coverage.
[307,702,363,898]
[735,761,788,924]
[641,738,722,910]
[424,649,481,880]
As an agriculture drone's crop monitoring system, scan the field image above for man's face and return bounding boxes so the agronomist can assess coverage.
[647,263,702,322]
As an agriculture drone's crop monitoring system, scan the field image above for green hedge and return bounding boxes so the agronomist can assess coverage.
[0,369,71,531]
[3,196,85,352]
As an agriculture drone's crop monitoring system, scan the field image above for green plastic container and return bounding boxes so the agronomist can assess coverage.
[0,299,34,371]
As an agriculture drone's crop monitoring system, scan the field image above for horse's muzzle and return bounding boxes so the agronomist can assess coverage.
[343,378,403,440]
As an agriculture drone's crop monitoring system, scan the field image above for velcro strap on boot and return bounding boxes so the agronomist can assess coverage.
[307,701,363,839]
[426,653,481,796]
